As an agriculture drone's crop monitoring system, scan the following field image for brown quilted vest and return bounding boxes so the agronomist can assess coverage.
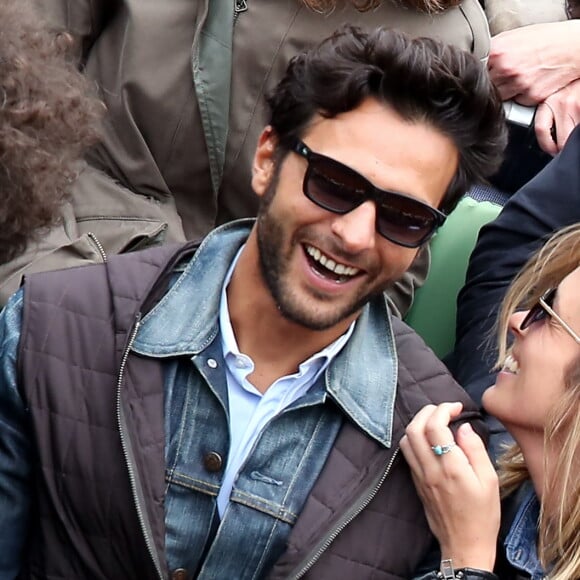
[17,243,484,579]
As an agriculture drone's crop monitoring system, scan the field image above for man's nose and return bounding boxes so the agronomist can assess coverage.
[330,200,377,253]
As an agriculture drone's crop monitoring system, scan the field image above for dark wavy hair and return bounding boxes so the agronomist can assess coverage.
[567,0,580,18]
[266,27,507,214]
[0,0,103,263]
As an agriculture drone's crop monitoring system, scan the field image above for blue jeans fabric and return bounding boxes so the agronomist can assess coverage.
[0,291,30,579]
[504,483,545,580]
[162,338,343,578]
[0,220,399,578]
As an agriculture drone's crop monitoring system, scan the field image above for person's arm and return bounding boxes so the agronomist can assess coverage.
[0,289,32,578]
[447,127,580,455]
[448,126,580,401]
[401,403,500,579]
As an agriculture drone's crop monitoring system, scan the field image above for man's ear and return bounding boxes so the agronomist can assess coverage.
[252,126,278,198]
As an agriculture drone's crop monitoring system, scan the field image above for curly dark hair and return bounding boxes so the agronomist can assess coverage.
[266,26,507,214]
[302,0,462,14]
[0,0,103,263]
[567,0,580,18]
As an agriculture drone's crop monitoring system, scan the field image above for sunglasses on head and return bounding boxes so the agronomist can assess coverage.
[290,139,447,249]
[520,287,580,344]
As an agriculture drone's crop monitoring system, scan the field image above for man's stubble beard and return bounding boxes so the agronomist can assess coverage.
[255,165,382,331]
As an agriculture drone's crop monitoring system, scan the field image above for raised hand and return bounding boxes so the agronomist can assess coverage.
[400,402,500,572]
[489,21,580,105]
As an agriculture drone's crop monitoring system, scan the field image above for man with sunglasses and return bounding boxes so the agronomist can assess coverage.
[0,0,491,309]
[0,28,506,580]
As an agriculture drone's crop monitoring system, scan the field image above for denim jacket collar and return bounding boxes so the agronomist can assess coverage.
[132,219,398,448]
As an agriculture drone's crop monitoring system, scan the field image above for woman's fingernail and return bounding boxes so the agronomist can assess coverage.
[459,422,473,436]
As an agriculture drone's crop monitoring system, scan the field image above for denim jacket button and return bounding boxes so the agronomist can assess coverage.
[203,451,223,472]
[171,568,188,580]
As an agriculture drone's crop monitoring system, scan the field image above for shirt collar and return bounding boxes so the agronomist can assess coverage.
[218,244,355,386]
[132,219,398,447]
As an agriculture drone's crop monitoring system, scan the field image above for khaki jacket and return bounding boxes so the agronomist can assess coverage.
[484,0,568,34]
[0,0,490,307]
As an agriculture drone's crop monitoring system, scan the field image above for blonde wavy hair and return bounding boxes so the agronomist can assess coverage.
[495,223,580,580]
[302,0,461,13]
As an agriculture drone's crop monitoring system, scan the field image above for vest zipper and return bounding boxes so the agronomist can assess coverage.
[86,232,107,263]
[116,314,164,580]
[234,0,248,22]
[287,448,400,579]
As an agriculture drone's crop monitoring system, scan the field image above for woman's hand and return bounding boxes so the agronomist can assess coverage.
[535,78,580,155]
[489,21,580,105]
[400,402,500,571]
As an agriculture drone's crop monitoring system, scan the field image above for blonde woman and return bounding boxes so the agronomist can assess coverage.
[405,224,580,580]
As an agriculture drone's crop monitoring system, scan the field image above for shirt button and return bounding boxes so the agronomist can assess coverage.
[171,569,188,580]
[235,357,247,369]
[203,451,223,473]
[207,358,218,369]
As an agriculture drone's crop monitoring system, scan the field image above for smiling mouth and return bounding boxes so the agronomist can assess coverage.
[304,244,361,283]
[501,354,519,375]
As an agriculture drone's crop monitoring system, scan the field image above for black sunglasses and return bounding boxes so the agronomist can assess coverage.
[290,139,447,248]
[520,287,580,343]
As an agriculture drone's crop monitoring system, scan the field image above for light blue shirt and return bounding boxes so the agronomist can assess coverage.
[217,247,354,516]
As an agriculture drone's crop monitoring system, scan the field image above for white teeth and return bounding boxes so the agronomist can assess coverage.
[305,245,360,277]
[502,354,519,374]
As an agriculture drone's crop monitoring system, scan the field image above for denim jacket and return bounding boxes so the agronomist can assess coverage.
[0,220,404,579]
[503,482,545,580]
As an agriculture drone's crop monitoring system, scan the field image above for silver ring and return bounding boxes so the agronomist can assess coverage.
[431,442,456,457]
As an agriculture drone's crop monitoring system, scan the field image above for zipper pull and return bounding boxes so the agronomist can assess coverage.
[235,0,248,15]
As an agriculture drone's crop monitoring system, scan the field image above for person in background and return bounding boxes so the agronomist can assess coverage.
[405,224,580,580]
[0,0,102,264]
[0,28,506,580]
[0,0,490,312]
[446,125,580,455]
